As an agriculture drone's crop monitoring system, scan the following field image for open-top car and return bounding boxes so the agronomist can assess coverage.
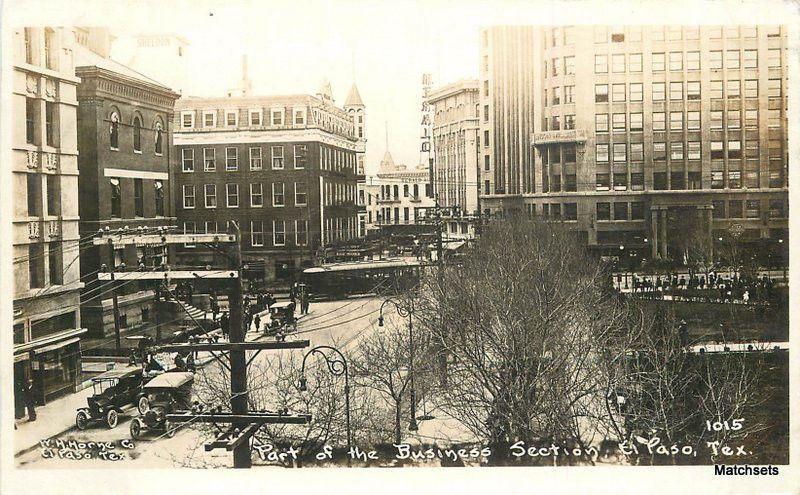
[76,366,146,430]
[129,371,194,440]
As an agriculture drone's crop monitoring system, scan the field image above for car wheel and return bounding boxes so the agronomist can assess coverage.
[76,411,90,430]
[130,418,142,440]
[137,396,149,415]
[164,420,176,438]
[106,409,119,429]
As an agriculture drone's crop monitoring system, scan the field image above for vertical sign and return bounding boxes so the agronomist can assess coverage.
[421,73,434,197]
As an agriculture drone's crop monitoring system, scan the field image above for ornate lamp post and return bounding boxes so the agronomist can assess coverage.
[378,297,418,432]
[298,346,351,458]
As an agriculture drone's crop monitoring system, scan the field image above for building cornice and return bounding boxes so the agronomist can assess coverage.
[76,66,180,111]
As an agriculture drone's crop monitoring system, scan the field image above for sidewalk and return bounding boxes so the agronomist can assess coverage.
[13,309,313,457]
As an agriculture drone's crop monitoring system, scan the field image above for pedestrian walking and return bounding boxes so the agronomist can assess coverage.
[301,289,310,315]
[254,313,261,332]
[743,290,750,303]
[23,378,37,422]
[220,312,230,340]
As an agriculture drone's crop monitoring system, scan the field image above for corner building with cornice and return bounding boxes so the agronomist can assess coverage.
[172,87,362,283]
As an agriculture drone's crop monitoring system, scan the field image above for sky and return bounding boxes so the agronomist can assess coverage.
[106,1,492,174]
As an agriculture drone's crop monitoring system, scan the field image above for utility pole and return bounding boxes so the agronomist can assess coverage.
[107,238,122,353]
[228,221,250,468]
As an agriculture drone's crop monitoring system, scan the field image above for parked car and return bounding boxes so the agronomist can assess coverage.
[129,372,194,440]
[265,301,296,336]
[75,366,147,430]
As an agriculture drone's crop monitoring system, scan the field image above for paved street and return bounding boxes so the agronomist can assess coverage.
[15,296,385,468]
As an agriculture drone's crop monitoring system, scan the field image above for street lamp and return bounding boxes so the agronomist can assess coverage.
[298,346,351,459]
[378,297,418,432]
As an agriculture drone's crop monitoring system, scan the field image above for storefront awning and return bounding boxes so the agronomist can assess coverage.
[13,328,87,358]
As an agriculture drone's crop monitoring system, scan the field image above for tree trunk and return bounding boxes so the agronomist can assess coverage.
[394,403,402,445]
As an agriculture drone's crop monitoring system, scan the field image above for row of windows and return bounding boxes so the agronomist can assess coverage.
[711,199,787,219]
[591,49,781,74]
[593,79,783,103]
[181,145,307,172]
[181,108,306,129]
[596,201,647,221]
[109,178,165,218]
[182,183,307,209]
[183,220,308,248]
[592,109,778,133]
[24,97,57,147]
[594,139,777,162]
[108,110,165,155]
[591,25,781,44]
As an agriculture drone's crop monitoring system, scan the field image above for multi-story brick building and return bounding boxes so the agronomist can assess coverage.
[172,84,363,282]
[73,28,180,338]
[480,25,789,265]
[428,79,481,215]
[12,27,84,410]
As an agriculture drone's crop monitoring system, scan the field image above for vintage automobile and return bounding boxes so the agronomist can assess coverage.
[129,372,194,440]
[75,366,146,430]
[264,301,297,338]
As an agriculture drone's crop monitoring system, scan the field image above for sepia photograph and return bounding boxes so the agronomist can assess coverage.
[0,0,797,493]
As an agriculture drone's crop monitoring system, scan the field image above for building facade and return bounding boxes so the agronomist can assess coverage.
[73,29,180,338]
[367,151,435,233]
[480,25,789,264]
[12,27,85,410]
[172,88,362,282]
[428,79,481,215]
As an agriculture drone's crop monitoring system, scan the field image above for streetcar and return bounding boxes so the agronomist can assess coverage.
[302,258,424,300]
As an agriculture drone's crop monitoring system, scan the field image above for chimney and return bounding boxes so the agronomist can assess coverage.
[241,54,252,97]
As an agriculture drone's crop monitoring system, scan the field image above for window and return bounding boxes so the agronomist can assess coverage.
[251,221,264,247]
[687,111,700,130]
[668,26,682,40]
[726,50,740,69]
[612,54,625,73]
[629,53,642,72]
[154,180,164,216]
[630,113,643,132]
[181,111,194,129]
[249,109,262,126]
[712,200,726,219]
[563,203,577,220]
[768,49,781,68]
[767,79,781,98]
[653,112,666,131]
[249,147,262,170]
[291,144,306,169]
[182,148,194,172]
[595,114,609,133]
[612,113,626,132]
[551,115,560,130]
[746,200,761,219]
[630,83,643,102]
[728,140,742,159]
[250,183,263,207]
[203,148,216,171]
[596,174,610,191]
[564,114,575,130]
[611,31,625,43]
[273,220,285,246]
[154,121,164,155]
[182,184,195,209]
[295,182,307,206]
[743,50,758,69]
[651,26,665,40]
[726,80,740,99]
[670,112,683,130]
[629,27,642,42]
[272,183,285,206]
[595,84,608,103]
[669,82,683,100]
[669,51,682,71]
[613,173,627,191]
[565,174,577,191]
[110,111,120,149]
[204,184,217,208]
[271,109,284,126]
[44,28,55,69]
[710,80,723,99]
[670,142,684,160]
[594,26,607,43]
[729,200,743,218]
[670,171,685,190]
[296,220,308,245]
[552,57,560,76]
[652,53,665,71]
[596,144,609,162]
[226,110,238,127]
[745,109,758,128]
[745,79,758,98]
[203,111,216,128]
[653,172,667,190]
[631,201,644,219]
[24,28,32,64]
[612,84,626,102]
[711,141,724,159]
[728,110,741,129]
[596,202,611,220]
[769,199,785,218]
[686,51,700,70]
[552,86,561,105]
[226,184,239,207]
[654,142,666,160]
[43,101,56,147]
[631,173,644,191]
[726,26,740,38]
[25,98,36,144]
[294,108,305,125]
[613,143,626,162]
[653,82,665,101]
[709,51,723,69]
[710,111,723,129]
[631,142,644,161]
[271,146,284,169]
[613,202,628,220]
[564,56,575,75]
[132,178,144,216]
[687,81,700,100]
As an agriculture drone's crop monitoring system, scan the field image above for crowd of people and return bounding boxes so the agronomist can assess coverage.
[627,272,778,304]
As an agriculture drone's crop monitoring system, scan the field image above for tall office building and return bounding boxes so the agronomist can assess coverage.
[12,27,85,410]
[480,25,788,263]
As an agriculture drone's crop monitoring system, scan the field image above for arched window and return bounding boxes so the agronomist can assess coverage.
[133,115,142,152]
[109,111,120,149]
[154,120,164,155]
